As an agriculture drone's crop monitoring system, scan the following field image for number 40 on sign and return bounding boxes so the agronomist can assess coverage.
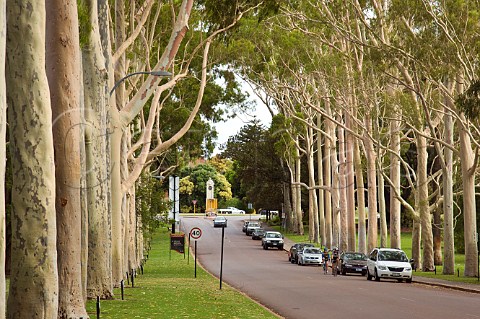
[190,227,202,240]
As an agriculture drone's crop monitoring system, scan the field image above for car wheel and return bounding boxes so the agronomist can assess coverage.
[366,269,372,280]
[374,269,380,281]
[263,244,268,250]
[278,246,283,250]
[406,277,412,283]
[397,279,403,283]
[342,268,346,276]
[362,271,367,276]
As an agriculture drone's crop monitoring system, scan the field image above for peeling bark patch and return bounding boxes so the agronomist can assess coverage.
[60,197,68,207]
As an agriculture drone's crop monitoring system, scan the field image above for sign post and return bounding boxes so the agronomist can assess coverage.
[190,227,202,278]
[169,233,185,260]
[192,199,197,214]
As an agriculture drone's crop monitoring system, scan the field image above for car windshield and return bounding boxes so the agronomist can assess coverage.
[215,217,225,221]
[378,251,408,262]
[304,248,321,254]
[249,223,259,227]
[255,229,265,233]
[344,253,367,261]
[266,233,282,238]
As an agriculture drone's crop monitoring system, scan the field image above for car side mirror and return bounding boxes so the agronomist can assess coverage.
[409,259,414,264]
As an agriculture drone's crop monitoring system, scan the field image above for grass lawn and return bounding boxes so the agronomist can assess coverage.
[271,225,480,285]
[85,229,279,318]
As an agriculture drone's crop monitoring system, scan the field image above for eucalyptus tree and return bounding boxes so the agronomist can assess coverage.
[108,0,280,284]
[46,0,87,316]
[6,0,59,316]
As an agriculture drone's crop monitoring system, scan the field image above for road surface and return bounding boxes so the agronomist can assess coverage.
[181,215,480,319]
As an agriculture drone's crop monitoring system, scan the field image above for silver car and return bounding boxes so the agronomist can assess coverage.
[297,247,323,266]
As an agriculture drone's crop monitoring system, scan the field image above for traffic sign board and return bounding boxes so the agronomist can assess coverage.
[190,227,202,240]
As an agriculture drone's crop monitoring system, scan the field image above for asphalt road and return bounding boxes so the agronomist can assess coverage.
[180,215,480,319]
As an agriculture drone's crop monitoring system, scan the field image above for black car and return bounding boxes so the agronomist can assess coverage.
[288,243,315,264]
[339,252,368,275]
[251,228,265,240]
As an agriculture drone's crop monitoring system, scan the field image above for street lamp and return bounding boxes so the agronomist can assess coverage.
[109,70,172,96]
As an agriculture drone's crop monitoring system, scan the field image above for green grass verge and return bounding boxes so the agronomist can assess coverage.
[273,226,480,285]
[86,229,279,318]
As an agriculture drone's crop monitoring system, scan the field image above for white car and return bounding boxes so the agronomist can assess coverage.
[226,207,245,214]
[366,248,413,283]
[297,247,323,266]
[262,231,284,250]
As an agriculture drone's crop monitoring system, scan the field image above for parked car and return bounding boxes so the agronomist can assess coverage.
[213,216,227,228]
[338,252,368,275]
[288,243,315,264]
[251,228,265,240]
[262,231,284,250]
[366,248,413,283]
[227,206,245,214]
[297,247,323,266]
[242,221,250,232]
[246,222,261,236]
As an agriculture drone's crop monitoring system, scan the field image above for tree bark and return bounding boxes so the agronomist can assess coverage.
[306,126,319,243]
[0,0,6,316]
[417,133,435,271]
[6,0,59,316]
[389,110,402,249]
[442,84,455,274]
[45,0,88,316]
[324,102,333,248]
[294,144,304,235]
[354,139,366,254]
[345,111,356,251]
[316,115,326,246]
[411,220,422,270]
[82,0,113,299]
[459,113,479,276]
[338,116,348,252]
[365,116,378,252]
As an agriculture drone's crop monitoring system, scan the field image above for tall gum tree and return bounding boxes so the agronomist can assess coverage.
[6,0,59,317]
[82,0,113,299]
[46,0,88,316]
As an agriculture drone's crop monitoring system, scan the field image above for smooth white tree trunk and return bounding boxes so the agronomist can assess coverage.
[417,133,434,271]
[317,115,326,246]
[442,86,455,274]
[45,0,87,316]
[306,126,319,242]
[338,117,348,252]
[364,116,378,252]
[82,0,113,299]
[389,111,402,249]
[6,1,59,316]
[354,139,366,253]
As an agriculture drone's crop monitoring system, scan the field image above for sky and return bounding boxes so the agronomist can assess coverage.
[212,83,273,155]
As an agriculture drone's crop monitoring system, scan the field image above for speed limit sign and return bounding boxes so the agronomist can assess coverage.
[190,227,202,240]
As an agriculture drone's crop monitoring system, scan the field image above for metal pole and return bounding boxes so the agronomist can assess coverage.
[187,233,191,265]
[220,225,225,290]
[195,240,197,278]
[96,296,100,319]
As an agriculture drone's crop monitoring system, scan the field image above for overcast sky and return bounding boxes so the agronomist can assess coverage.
[212,83,273,155]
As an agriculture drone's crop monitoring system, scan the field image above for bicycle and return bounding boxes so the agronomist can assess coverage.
[332,260,338,276]
[323,260,328,274]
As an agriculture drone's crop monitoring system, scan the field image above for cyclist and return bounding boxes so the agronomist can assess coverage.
[322,248,330,274]
[331,247,340,276]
